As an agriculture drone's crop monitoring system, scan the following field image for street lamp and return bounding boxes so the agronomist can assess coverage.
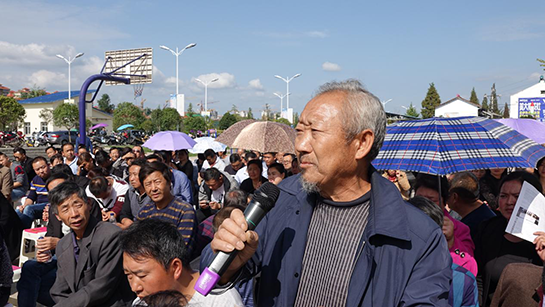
[194,77,219,113]
[160,43,197,111]
[381,99,392,106]
[56,52,84,100]
[274,92,290,119]
[274,73,301,110]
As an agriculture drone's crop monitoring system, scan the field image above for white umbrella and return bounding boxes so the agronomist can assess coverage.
[189,137,227,154]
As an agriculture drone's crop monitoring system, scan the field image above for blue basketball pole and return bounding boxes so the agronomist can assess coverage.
[77,54,148,149]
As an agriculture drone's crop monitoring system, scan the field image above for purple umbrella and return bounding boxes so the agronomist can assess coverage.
[142,131,196,151]
[496,118,545,144]
[90,123,108,130]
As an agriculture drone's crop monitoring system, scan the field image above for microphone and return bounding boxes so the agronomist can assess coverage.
[195,182,280,295]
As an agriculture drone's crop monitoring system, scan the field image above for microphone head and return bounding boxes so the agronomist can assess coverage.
[253,182,280,212]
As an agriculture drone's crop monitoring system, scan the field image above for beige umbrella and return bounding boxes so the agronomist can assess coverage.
[231,121,296,154]
[216,119,256,146]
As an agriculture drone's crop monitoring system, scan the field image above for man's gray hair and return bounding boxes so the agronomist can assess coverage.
[314,79,387,161]
[49,181,89,215]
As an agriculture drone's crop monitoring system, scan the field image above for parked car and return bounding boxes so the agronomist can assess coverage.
[45,130,78,145]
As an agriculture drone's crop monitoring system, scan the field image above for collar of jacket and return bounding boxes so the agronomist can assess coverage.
[278,166,411,242]
[59,215,100,291]
[204,175,231,198]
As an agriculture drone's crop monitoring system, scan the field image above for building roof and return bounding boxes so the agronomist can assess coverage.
[0,85,10,91]
[18,90,97,104]
[437,95,480,109]
[92,106,114,118]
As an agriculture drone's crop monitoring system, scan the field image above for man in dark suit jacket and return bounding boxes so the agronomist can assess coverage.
[17,168,102,306]
[49,181,134,306]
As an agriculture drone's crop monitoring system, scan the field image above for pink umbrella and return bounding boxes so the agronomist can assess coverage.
[495,118,545,144]
[142,131,196,151]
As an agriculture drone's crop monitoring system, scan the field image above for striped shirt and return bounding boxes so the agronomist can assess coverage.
[294,192,370,307]
[137,196,198,255]
[26,175,48,204]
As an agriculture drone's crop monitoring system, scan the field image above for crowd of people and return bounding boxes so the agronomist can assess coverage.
[0,139,304,306]
[1,79,545,306]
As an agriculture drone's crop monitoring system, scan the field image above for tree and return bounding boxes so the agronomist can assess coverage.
[405,103,420,118]
[230,104,239,114]
[219,112,239,130]
[187,103,195,115]
[481,95,489,111]
[53,103,79,141]
[183,116,206,134]
[97,94,115,114]
[141,119,153,133]
[39,108,54,124]
[161,108,183,131]
[143,107,152,116]
[293,112,299,124]
[538,58,545,70]
[150,108,163,131]
[247,108,254,119]
[503,103,510,118]
[491,83,500,114]
[421,83,441,119]
[113,102,145,130]
[0,96,26,130]
[20,85,47,100]
[470,88,480,106]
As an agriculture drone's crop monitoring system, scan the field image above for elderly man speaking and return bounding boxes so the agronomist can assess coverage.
[209,80,451,306]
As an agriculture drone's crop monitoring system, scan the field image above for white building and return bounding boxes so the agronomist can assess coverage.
[510,76,545,121]
[18,90,114,134]
[434,95,480,118]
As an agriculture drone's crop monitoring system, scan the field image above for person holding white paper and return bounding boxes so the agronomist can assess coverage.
[474,171,544,306]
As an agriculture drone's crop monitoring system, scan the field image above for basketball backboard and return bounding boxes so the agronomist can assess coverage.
[104,47,153,86]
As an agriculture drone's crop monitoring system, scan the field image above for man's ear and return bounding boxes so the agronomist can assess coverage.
[353,129,375,160]
[54,213,61,221]
[170,258,184,280]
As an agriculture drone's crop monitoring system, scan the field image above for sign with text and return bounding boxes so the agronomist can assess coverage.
[518,97,545,120]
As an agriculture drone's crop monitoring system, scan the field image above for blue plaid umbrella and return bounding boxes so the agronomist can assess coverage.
[373,116,545,175]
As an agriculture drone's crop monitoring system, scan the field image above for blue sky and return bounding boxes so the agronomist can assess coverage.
[2,0,545,116]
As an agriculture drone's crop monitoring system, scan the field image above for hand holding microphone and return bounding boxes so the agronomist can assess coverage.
[196,182,280,295]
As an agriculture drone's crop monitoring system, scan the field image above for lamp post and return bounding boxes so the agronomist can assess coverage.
[274,92,289,119]
[160,43,196,111]
[274,73,301,111]
[195,78,219,113]
[56,52,84,100]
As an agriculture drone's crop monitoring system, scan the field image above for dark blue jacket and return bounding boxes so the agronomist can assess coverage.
[205,169,452,306]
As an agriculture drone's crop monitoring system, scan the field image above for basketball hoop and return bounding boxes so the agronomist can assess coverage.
[77,47,153,150]
[104,48,153,86]
[132,75,146,100]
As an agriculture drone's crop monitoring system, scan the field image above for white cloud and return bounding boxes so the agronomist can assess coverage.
[192,73,236,89]
[306,31,328,38]
[0,41,76,67]
[0,2,129,44]
[478,20,545,42]
[28,70,66,88]
[529,72,543,80]
[249,79,264,90]
[322,61,342,72]
[165,77,179,85]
